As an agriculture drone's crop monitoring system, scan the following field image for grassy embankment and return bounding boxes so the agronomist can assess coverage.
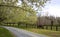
[0,27,14,37]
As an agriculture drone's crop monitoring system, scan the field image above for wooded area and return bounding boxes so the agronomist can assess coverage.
[0,0,49,25]
[0,0,60,31]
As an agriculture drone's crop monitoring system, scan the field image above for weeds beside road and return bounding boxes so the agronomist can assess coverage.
[0,27,14,37]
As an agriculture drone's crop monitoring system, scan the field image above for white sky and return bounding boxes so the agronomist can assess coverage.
[17,0,60,17]
[42,0,60,17]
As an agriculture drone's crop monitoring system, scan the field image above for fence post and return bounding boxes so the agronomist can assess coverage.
[51,25,52,30]
[18,22,20,27]
[26,24,27,28]
[56,26,58,31]
[46,25,48,29]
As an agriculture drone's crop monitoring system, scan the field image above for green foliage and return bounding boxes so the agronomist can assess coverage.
[21,0,50,7]
[0,0,18,6]
[0,0,49,24]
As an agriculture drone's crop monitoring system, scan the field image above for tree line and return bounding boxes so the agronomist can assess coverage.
[37,15,60,26]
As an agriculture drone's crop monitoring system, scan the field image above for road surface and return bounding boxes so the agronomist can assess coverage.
[3,26,48,37]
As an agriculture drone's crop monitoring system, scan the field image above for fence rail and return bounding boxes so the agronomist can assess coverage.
[1,22,60,31]
[42,25,60,31]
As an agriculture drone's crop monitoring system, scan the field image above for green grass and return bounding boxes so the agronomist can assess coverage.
[17,26,60,37]
[26,28,60,37]
[0,27,14,37]
[2,24,60,37]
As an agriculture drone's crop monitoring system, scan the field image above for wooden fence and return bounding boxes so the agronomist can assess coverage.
[42,25,60,31]
[1,22,60,31]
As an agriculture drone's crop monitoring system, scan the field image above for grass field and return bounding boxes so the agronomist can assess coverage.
[25,28,60,37]
[1,24,60,37]
[17,26,60,37]
[0,27,14,37]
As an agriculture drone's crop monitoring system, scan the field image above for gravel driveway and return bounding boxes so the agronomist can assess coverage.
[3,26,48,37]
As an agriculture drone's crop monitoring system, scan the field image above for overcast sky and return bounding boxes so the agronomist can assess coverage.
[17,0,60,17]
[43,0,60,17]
